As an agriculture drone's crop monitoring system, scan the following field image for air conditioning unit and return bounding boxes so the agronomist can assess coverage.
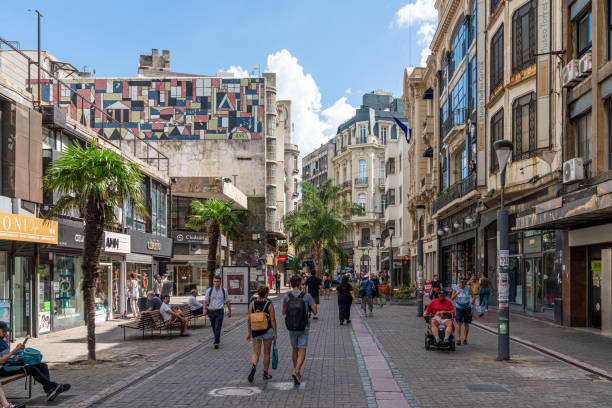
[578,52,592,77]
[562,60,580,88]
[563,158,585,184]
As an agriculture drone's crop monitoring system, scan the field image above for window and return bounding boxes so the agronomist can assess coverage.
[380,161,386,181]
[358,193,367,210]
[450,72,466,126]
[469,57,477,112]
[358,159,367,183]
[491,0,501,14]
[361,228,370,243]
[440,61,449,93]
[125,181,147,232]
[512,0,537,74]
[151,181,167,236]
[469,0,477,43]
[512,92,537,160]
[381,126,387,143]
[386,158,396,175]
[491,26,504,92]
[450,19,467,71]
[348,130,352,145]
[387,189,396,206]
[399,186,402,203]
[440,101,450,139]
[359,125,367,144]
[398,154,402,172]
[577,10,593,57]
[576,112,592,177]
[490,109,504,172]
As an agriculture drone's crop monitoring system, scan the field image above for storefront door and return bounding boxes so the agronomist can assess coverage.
[508,255,522,305]
[12,256,31,338]
[589,248,602,329]
[524,257,543,312]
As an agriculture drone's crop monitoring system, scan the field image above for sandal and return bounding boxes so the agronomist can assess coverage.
[263,371,272,380]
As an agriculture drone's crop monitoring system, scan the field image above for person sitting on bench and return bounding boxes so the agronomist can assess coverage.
[160,296,189,336]
[145,291,162,311]
[0,322,70,402]
[188,289,204,316]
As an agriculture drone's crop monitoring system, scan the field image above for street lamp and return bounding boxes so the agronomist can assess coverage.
[376,237,381,276]
[415,204,425,316]
[494,139,513,361]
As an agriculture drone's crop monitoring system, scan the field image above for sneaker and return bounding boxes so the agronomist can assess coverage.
[456,340,462,346]
[7,404,25,408]
[346,319,351,323]
[61,384,71,393]
[340,321,344,325]
[292,371,301,385]
[214,343,219,349]
[248,366,256,383]
[463,340,468,345]
[47,384,63,402]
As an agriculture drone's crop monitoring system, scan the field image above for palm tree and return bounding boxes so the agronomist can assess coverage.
[283,180,363,276]
[186,199,243,281]
[43,140,146,361]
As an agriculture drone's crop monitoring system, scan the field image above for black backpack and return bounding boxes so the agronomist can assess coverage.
[285,292,308,331]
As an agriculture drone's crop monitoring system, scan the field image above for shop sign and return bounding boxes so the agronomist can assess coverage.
[403,255,410,261]
[0,212,58,244]
[58,222,85,249]
[130,230,172,257]
[172,231,207,244]
[104,231,131,254]
[277,256,287,262]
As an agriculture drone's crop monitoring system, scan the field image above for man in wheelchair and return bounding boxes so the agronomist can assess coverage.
[423,289,455,346]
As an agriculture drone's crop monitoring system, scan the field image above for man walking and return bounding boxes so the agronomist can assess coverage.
[305,272,322,319]
[282,275,316,385]
[160,273,173,298]
[204,276,232,349]
[359,275,375,317]
[451,277,473,345]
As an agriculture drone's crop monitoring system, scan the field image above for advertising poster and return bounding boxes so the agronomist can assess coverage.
[222,266,249,304]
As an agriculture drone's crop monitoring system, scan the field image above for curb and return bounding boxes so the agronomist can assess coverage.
[71,316,248,407]
[471,321,612,382]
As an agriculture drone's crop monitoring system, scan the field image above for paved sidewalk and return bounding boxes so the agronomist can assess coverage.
[472,309,612,378]
[362,304,612,408]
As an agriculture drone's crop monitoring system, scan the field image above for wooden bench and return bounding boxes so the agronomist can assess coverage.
[0,372,32,399]
[119,303,207,340]
[178,304,208,328]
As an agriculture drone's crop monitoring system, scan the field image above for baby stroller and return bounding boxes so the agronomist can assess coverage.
[424,312,456,351]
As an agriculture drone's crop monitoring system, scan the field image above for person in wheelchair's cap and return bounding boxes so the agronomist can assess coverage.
[423,289,455,345]
[0,321,71,402]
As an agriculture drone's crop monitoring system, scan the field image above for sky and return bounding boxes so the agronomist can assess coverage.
[0,0,438,157]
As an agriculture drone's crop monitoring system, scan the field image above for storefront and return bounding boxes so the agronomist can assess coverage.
[128,229,172,299]
[424,239,438,281]
[0,212,58,338]
[164,231,210,295]
[438,206,478,288]
[100,231,130,318]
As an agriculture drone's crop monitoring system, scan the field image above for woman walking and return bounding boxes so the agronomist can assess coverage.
[323,274,331,300]
[247,285,277,383]
[468,274,482,316]
[479,272,491,312]
[336,276,355,325]
[127,272,139,318]
[153,274,162,297]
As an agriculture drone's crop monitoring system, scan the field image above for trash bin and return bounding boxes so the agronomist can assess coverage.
[554,297,563,324]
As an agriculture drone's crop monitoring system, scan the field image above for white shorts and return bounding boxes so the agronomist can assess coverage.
[432,316,451,325]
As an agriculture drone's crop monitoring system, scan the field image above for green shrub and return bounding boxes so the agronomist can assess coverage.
[393,284,415,299]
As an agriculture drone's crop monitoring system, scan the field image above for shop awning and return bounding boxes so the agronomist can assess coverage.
[422,147,433,157]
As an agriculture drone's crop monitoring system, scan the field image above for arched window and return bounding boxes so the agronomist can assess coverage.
[358,193,367,210]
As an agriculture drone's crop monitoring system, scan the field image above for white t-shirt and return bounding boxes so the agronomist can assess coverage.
[188,295,203,311]
[205,287,227,310]
[160,302,172,322]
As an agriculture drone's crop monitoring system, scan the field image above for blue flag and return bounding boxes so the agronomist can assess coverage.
[393,117,410,144]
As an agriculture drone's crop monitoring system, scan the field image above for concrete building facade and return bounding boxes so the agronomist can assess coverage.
[302,141,334,188]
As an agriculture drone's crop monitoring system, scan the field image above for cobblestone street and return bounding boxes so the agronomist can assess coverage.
[4,294,610,407]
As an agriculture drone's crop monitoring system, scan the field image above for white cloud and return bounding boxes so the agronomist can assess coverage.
[226,65,249,78]
[345,88,353,94]
[266,49,356,157]
[394,0,437,67]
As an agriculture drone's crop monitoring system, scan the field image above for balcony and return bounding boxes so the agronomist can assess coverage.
[355,177,368,186]
[441,108,467,143]
[338,180,352,190]
[433,172,477,213]
[340,241,354,249]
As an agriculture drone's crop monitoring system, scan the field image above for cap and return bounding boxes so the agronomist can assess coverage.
[438,289,447,296]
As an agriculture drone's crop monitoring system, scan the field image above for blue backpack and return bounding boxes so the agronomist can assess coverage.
[207,287,228,304]
[3,347,43,372]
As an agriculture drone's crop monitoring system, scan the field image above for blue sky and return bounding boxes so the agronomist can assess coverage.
[0,0,437,155]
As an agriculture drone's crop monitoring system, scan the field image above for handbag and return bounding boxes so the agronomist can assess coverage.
[271,340,278,370]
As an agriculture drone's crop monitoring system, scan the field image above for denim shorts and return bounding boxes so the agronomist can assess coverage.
[253,328,274,340]
[289,328,310,349]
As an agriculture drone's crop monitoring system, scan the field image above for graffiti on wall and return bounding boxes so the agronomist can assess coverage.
[31,77,265,140]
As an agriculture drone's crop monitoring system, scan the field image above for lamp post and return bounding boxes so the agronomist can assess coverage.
[416,204,425,316]
[494,139,513,361]
[388,226,395,291]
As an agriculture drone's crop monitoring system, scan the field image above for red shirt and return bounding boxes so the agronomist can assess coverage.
[425,298,454,318]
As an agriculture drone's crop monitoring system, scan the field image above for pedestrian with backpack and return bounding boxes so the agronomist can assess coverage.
[0,322,70,402]
[359,275,375,317]
[282,275,317,385]
[247,285,277,383]
[204,275,232,349]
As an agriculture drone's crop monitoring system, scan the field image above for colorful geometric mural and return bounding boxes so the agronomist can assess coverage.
[31,77,265,140]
